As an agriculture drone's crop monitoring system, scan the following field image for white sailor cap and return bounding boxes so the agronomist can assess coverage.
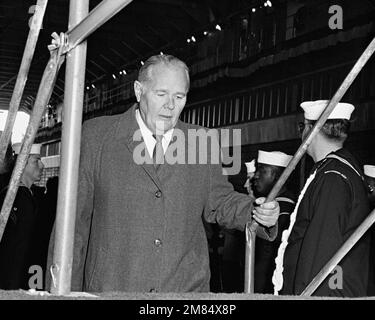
[245,159,256,174]
[364,165,375,178]
[12,143,42,155]
[257,150,293,168]
[300,100,354,120]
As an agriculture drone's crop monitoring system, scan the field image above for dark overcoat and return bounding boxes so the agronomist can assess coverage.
[69,104,275,293]
[0,186,38,289]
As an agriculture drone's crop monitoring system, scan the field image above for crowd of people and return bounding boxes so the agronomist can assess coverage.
[0,54,374,297]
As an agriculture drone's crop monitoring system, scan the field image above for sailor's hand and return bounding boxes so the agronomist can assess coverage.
[252,197,279,227]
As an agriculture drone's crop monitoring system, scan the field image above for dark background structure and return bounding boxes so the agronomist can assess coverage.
[0,0,255,111]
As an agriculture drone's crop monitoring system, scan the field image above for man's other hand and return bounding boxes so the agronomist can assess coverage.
[252,197,279,227]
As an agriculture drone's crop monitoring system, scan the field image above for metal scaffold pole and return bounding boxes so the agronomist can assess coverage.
[49,0,134,295]
[49,0,89,296]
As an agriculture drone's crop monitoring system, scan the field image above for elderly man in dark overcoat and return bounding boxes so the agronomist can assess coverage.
[50,54,280,293]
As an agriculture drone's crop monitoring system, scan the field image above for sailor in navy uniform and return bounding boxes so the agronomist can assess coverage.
[273,100,371,297]
[252,150,296,293]
[0,143,44,290]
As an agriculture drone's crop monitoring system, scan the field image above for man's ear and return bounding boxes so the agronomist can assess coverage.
[134,81,142,102]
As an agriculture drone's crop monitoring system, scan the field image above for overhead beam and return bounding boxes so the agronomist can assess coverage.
[165,19,186,34]
[120,40,142,57]
[110,48,128,62]
[143,0,198,8]
[85,67,99,78]
[135,33,155,50]
[66,0,134,52]
[179,4,204,26]
[146,25,170,42]
[99,53,117,68]
[89,59,107,73]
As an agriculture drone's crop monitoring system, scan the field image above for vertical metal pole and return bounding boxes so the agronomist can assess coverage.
[50,0,88,295]
[244,226,256,293]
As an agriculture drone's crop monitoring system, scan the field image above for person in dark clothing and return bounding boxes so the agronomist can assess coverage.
[252,150,296,294]
[364,165,375,296]
[32,176,58,289]
[273,100,371,297]
[42,176,58,242]
[0,143,15,191]
[0,143,44,290]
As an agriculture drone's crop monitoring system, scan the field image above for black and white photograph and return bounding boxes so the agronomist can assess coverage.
[0,0,374,310]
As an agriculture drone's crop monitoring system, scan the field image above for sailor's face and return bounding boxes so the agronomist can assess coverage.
[24,154,44,183]
[135,63,189,134]
[253,164,275,197]
[244,172,255,195]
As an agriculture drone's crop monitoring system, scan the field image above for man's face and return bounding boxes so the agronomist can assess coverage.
[244,172,255,195]
[134,63,189,134]
[252,164,276,197]
[24,154,44,183]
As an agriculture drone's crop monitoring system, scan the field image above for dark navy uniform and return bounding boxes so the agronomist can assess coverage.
[255,189,295,293]
[282,148,370,297]
[0,186,38,289]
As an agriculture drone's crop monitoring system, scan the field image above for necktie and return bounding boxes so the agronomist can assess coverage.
[153,134,164,169]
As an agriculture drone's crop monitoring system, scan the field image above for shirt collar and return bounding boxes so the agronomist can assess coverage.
[135,108,174,157]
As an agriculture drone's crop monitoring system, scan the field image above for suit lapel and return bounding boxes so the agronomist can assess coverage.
[116,106,192,188]
[117,104,163,191]
[156,120,190,180]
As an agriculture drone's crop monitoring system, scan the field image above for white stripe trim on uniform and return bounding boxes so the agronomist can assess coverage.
[324,170,348,180]
[272,169,318,295]
[275,197,295,205]
[326,154,363,180]
[279,212,291,216]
